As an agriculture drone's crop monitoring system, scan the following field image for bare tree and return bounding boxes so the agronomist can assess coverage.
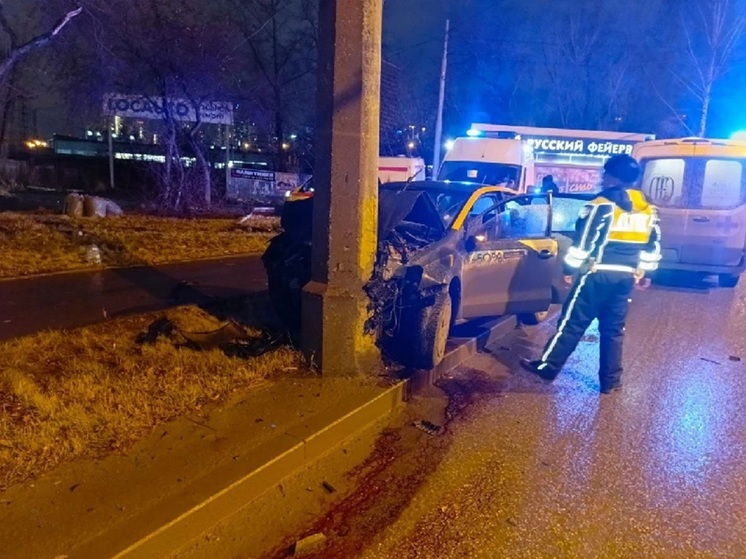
[0,3,81,151]
[69,0,237,209]
[0,3,81,82]
[674,0,746,136]
[538,0,640,130]
[229,0,317,172]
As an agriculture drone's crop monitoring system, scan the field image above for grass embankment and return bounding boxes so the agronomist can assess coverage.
[0,212,279,279]
[0,303,304,489]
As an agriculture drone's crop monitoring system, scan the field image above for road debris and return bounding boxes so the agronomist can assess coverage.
[322,481,337,494]
[413,420,443,436]
[294,533,327,556]
[135,316,284,358]
[700,357,721,365]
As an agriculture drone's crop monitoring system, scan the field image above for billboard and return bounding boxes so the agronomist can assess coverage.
[227,169,311,200]
[103,94,233,125]
[526,136,636,157]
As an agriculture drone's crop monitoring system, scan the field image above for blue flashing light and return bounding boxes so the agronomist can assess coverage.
[466,128,483,137]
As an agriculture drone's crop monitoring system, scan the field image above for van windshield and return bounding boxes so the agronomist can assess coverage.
[640,157,746,210]
[437,161,521,188]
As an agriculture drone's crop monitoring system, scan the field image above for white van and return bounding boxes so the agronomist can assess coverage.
[633,137,746,287]
[437,136,534,193]
[378,156,426,184]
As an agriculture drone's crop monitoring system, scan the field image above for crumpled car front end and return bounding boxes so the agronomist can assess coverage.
[263,187,457,362]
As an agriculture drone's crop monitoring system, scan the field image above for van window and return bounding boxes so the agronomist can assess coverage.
[640,158,686,207]
[640,157,746,210]
[702,160,743,209]
[438,161,521,187]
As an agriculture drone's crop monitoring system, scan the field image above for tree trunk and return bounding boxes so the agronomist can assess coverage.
[190,134,211,206]
[699,86,711,137]
[162,119,177,206]
[274,104,285,172]
[271,1,285,173]
[0,71,16,161]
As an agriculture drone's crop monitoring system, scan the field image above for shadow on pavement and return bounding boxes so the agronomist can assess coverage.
[651,271,714,293]
[81,228,277,332]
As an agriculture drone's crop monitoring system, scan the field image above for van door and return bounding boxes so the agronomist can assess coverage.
[680,159,746,267]
[640,156,688,265]
[641,156,746,268]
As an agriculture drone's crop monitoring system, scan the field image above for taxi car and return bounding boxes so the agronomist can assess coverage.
[370,181,563,368]
[265,180,579,369]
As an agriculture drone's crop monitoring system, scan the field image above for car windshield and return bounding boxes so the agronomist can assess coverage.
[423,190,472,227]
[437,161,521,187]
[386,187,473,228]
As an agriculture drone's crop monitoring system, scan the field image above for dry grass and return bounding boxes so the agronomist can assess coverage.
[0,212,279,279]
[0,304,304,489]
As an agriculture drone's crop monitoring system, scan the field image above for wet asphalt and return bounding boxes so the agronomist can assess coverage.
[0,256,265,340]
[300,275,746,559]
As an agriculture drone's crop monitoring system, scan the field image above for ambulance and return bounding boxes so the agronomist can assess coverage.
[633,137,746,287]
[437,132,533,194]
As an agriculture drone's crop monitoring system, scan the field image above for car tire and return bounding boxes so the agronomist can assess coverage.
[410,292,452,370]
[519,309,549,325]
[719,273,740,288]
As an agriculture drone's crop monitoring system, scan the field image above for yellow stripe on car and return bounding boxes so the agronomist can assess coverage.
[450,186,521,230]
[519,238,558,254]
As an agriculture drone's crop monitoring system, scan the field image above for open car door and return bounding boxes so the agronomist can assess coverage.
[460,193,557,319]
[549,193,595,303]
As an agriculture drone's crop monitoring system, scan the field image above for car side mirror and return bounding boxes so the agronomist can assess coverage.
[465,233,486,253]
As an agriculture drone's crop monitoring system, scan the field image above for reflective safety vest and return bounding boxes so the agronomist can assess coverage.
[564,188,662,274]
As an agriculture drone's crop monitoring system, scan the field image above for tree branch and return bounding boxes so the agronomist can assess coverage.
[0,6,82,81]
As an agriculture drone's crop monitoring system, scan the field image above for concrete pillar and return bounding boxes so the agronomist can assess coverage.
[302,0,383,376]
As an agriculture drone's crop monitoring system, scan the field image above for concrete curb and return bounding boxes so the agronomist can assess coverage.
[106,316,516,559]
[0,252,265,283]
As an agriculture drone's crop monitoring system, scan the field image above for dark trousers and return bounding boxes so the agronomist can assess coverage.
[540,271,635,389]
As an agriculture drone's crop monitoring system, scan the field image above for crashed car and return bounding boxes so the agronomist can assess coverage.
[263,181,584,369]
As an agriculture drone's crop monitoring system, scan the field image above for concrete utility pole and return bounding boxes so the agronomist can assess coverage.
[432,19,450,176]
[302,0,383,376]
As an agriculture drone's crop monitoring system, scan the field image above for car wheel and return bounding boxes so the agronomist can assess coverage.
[410,292,452,370]
[519,310,549,325]
[719,273,740,288]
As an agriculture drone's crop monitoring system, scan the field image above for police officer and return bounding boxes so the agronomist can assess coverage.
[521,154,661,393]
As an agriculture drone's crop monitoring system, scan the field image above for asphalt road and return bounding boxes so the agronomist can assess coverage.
[0,256,266,341]
[288,275,746,559]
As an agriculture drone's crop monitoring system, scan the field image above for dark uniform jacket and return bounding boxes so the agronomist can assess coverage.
[563,187,661,275]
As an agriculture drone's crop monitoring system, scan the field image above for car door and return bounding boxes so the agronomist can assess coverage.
[460,194,555,319]
[500,195,557,314]
[550,193,595,303]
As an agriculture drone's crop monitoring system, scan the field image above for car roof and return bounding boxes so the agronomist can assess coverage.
[381,180,518,196]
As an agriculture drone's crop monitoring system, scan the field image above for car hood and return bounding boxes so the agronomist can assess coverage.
[378,189,446,239]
